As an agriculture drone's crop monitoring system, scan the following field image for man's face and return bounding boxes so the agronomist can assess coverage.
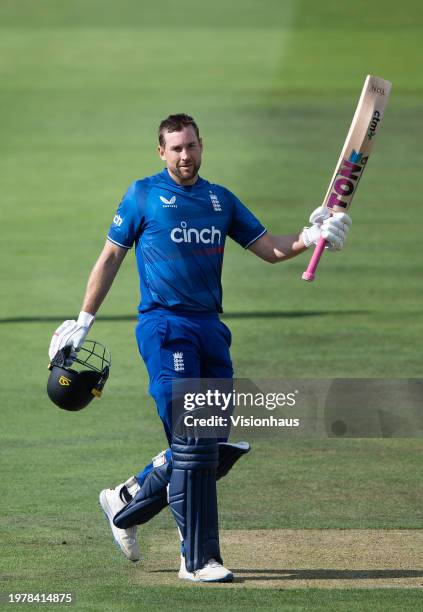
[158,126,203,185]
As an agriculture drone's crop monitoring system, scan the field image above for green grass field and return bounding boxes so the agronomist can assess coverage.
[1,0,422,609]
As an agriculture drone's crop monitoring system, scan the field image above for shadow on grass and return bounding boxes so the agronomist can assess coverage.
[152,568,423,582]
[0,310,370,324]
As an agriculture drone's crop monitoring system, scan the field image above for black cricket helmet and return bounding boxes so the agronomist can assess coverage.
[47,340,111,411]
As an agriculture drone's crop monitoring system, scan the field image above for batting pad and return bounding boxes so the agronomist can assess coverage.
[169,436,221,572]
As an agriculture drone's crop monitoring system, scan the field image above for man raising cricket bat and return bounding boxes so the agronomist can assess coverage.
[47,95,361,582]
[303,74,391,281]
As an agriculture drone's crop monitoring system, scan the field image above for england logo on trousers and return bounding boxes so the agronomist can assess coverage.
[173,352,185,372]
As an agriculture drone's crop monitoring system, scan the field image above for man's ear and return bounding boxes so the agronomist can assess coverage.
[158,144,166,161]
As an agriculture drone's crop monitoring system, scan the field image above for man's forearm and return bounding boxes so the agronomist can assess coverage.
[81,243,127,315]
[271,233,308,262]
[48,242,126,360]
[249,231,308,263]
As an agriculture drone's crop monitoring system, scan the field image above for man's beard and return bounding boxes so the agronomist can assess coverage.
[173,160,201,181]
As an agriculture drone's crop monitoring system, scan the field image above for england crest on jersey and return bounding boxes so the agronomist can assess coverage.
[173,352,185,372]
[209,191,222,212]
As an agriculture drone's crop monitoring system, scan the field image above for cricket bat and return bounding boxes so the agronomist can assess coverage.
[302,75,392,282]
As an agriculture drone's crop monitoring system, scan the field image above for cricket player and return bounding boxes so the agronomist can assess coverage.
[49,114,351,583]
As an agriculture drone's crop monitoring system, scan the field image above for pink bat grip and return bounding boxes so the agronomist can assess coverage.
[302,237,327,282]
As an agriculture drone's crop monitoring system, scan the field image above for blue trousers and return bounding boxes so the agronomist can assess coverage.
[134,309,233,481]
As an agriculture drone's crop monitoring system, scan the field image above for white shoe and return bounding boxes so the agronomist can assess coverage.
[99,480,140,562]
[178,555,233,582]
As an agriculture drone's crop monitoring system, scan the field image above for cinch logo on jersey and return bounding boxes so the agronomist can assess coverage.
[170,221,222,245]
[327,149,367,210]
[113,214,123,227]
[59,376,71,386]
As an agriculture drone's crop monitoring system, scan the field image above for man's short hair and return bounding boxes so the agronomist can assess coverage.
[158,114,200,147]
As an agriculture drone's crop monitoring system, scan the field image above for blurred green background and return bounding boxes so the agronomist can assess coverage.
[1,1,422,609]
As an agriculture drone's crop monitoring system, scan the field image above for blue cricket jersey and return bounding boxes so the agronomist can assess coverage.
[107,168,266,313]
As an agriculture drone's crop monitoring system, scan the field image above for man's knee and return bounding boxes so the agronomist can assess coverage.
[113,441,251,529]
[113,450,172,529]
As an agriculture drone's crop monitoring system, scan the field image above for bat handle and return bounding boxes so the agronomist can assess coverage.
[302,237,327,282]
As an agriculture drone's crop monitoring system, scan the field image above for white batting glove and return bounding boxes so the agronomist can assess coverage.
[48,311,95,364]
[302,205,352,251]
